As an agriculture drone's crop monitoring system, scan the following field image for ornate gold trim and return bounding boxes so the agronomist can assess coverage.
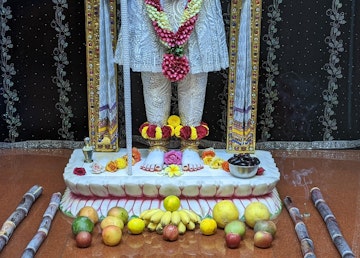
[85,0,118,151]
[226,0,261,153]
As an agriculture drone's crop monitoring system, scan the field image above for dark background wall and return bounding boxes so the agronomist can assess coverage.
[1,0,359,149]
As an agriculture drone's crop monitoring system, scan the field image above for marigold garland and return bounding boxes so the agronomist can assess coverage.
[145,0,203,82]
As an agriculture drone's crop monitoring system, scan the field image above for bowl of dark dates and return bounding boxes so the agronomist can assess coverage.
[227,153,260,178]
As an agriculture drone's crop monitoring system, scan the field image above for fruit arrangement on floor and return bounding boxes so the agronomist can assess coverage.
[71,195,277,249]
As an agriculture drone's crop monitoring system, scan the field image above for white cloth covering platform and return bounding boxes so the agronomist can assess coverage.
[60,149,282,219]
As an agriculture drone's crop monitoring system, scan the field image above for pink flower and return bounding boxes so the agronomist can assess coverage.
[164,150,182,165]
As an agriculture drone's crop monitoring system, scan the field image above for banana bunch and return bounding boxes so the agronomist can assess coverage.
[139,208,201,235]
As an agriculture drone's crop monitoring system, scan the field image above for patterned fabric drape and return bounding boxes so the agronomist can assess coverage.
[1,0,359,149]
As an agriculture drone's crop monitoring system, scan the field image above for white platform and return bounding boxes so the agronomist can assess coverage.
[60,149,282,219]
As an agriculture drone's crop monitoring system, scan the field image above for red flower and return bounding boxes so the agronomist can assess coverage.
[256,167,265,176]
[147,124,157,138]
[73,167,86,176]
[162,125,172,139]
[196,125,208,139]
[162,54,190,82]
[180,126,191,139]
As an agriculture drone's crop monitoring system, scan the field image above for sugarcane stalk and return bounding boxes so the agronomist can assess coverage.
[283,196,316,258]
[0,185,43,252]
[310,187,355,258]
[21,192,62,258]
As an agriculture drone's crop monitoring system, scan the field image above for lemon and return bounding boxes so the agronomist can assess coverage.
[244,202,270,228]
[100,215,124,230]
[72,216,94,235]
[77,206,99,224]
[200,218,217,236]
[212,200,239,228]
[102,225,122,246]
[127,218,146,234]
[163,195,181,211]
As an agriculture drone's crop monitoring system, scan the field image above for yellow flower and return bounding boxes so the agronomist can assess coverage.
[167,115,181,128]
[174,125,183,138]
[155,126,162,140]
[116,157,127,169]
[190,126,197,140]
[141,126,149,139]
[203,156,213,166]
[164,165,182,177]
[210,157,224,169]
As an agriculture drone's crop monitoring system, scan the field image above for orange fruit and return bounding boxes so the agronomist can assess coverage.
[163,195,181,211]
[102,225,122,246]
[77,206,99,224]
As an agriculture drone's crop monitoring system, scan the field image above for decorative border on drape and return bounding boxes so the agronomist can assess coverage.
[85,0,119,151]
[51,0,74,140]
[258,0,282,142]
[226,0,261,153]
[0,0,21,143]
[319,0,345,141]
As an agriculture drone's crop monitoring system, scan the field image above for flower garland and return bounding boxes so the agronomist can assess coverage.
[144,0,203,82]
[139,115,209,141]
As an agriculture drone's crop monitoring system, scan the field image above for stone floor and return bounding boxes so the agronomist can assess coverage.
[0,148,359,257]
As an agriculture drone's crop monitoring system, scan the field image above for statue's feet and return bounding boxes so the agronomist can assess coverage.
[181,149,204,172]
[140,149,165,172]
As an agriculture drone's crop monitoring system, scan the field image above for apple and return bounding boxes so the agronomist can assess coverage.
[163,224,179,242]
[75,231,92,248]
[225,233,241,249]
[254,231,273,248]
[224,220,246,238]
[254,220,277,237]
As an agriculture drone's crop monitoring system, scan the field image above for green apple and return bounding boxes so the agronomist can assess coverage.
[224,220,246,238]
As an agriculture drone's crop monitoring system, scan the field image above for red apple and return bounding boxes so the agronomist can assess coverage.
[75,231,92,248]
[163,224,179,241]
[225,233,241,249]
[254,231,273,248]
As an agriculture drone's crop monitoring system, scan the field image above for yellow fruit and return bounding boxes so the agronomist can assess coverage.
[127,218,146,235]
[102,225,122,246]
[77,206,99,224]
[244,202,270,228]
[212,200,239,228]
[107,207,129,224]
[100,215,124,230]
[200,218,217,236]
[163,195,181,211]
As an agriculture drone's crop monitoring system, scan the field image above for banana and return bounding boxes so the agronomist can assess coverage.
[183,209,200,223]
[142,208,161,221]
[147,222,157,232]
[150,210,165,224]
[139,209,151,219]
[186,220,196,230]
[160,210,172,227]
[170,210,181,226]
[177,221,187,235]
[143,219,150,227]
[156,222,164,234]
[178,210,191,225]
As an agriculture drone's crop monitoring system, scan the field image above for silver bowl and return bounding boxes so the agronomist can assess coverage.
[229,163,259,178]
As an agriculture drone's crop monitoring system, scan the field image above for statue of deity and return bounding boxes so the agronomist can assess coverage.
[114,0,229,172]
